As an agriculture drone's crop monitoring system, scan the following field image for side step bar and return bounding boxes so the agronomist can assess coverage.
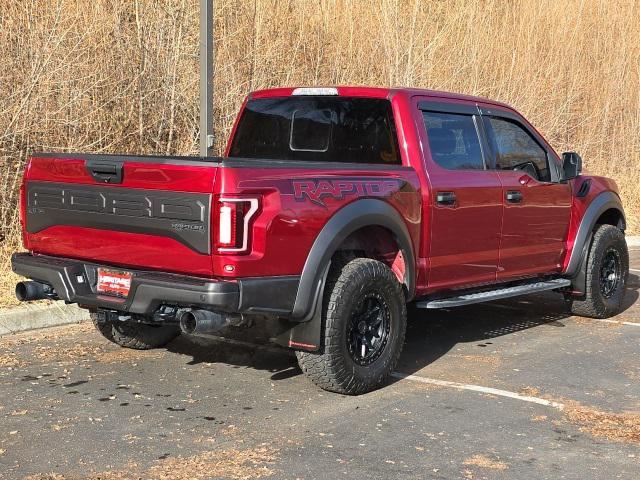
[416,278,571,309]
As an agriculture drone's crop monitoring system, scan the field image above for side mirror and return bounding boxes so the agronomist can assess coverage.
[561,151,582,181]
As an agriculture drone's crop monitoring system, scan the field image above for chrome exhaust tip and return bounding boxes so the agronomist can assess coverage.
[178,309,229,335]
[15,281,56,302]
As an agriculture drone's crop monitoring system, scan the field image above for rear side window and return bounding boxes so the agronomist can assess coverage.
[484,117,551,182]
[229,97,400,164]
[422,111,485,170]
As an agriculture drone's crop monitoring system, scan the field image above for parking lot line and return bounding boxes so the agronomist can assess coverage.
[588,318,640,327]
[390,372,565,410]
[629,268,640,273]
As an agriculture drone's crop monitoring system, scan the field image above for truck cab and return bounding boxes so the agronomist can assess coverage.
[12,86,628,394]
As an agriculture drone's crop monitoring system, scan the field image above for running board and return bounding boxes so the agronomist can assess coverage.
[416,278,571,309]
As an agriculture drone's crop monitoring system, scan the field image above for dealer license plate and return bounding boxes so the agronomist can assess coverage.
[96,268,133,297]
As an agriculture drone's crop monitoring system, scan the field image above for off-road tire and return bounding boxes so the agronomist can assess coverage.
[296,258,407,395]
[568,224,628,318]
[91,313,179,350]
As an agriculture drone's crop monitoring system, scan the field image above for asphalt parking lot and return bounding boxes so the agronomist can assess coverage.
[1,250,639,479]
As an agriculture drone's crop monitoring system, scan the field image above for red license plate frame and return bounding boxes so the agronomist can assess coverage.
[96,268,133,298]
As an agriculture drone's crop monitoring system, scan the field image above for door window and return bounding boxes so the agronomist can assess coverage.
[485,117,551,182]
[422,111,485,170]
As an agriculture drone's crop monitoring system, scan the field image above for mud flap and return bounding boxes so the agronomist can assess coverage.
[274,263,330,352]
[274,302,323,351]
[569,231,594,296]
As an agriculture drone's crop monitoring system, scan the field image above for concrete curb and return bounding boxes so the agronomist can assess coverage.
[0,303,89,337]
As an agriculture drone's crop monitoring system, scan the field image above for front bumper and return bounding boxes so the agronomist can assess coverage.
[11,253,299,316]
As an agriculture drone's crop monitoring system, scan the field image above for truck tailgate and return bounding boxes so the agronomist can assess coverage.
[23,154,219,276]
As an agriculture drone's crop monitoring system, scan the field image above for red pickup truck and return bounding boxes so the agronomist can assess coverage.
[12,86,629,394]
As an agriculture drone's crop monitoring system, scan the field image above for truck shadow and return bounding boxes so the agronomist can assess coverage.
[166,273,639,387]
[394,272,639,383]
[165,332,297,376]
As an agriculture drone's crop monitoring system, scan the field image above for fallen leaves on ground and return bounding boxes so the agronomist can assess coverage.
[29,343,163,365]
[145,445,277,480]
[453,354,502,367]
[0,353,24,367]
[463,454,509,470]
[23,445,279,480]
[519,386,541,397]
[94,349,164,364]
[0,323,94,348]
[563,401,640,445]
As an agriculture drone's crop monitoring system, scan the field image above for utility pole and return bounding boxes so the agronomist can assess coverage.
[199,0,214,157]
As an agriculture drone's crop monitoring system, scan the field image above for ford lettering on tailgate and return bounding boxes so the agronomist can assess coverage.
[26,182,211,254]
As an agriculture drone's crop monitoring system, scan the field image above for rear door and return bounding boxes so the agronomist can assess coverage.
[479,106,572,280]
[417,100,502,291]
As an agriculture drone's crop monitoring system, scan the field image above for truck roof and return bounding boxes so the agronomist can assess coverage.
[249,86,512,109]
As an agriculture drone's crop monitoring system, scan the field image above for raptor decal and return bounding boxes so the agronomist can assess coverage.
[292,178,403,207]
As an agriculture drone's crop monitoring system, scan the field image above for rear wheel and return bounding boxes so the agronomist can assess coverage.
[91,313,179,350]
[568,224,628,318]
[296,258,407,395]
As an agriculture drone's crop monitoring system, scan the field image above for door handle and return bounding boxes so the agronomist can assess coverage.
[506,190,523,203]
[436,191,456,206]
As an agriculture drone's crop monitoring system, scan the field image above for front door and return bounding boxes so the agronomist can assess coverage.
[418,100,503,291]
[480,108,572,280]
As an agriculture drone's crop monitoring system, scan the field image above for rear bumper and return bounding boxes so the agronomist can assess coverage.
[11,253,299,316]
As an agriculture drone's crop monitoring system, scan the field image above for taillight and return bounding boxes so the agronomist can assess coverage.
[19,158,32,226]
[19,182,26,227]
[215,197,259,253]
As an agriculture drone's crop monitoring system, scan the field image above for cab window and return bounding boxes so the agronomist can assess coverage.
[484,117,551,182]
[422,111,485,170]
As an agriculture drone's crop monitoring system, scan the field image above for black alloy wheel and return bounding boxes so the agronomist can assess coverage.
[599,248,621,298]
[347,292,391,366]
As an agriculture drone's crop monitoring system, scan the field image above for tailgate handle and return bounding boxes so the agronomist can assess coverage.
[86,161,123,184]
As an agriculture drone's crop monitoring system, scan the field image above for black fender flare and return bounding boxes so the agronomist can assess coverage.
[565,191,625,292]
[291,198,416,321]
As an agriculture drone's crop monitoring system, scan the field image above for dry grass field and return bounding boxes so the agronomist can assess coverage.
[1,0,639,306]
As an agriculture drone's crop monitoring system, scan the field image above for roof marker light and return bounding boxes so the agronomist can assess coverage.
[292,87,338,96]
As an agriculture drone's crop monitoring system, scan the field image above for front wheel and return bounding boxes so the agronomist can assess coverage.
[568,224,629,319]
[296,258,407,395]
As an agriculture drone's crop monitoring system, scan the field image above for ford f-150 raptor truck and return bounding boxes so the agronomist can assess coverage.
[12,86,629,394]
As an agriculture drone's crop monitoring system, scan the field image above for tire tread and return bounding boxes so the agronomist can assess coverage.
[569,224,628,319]
[296,258,407,395]
[91,313,179,350]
